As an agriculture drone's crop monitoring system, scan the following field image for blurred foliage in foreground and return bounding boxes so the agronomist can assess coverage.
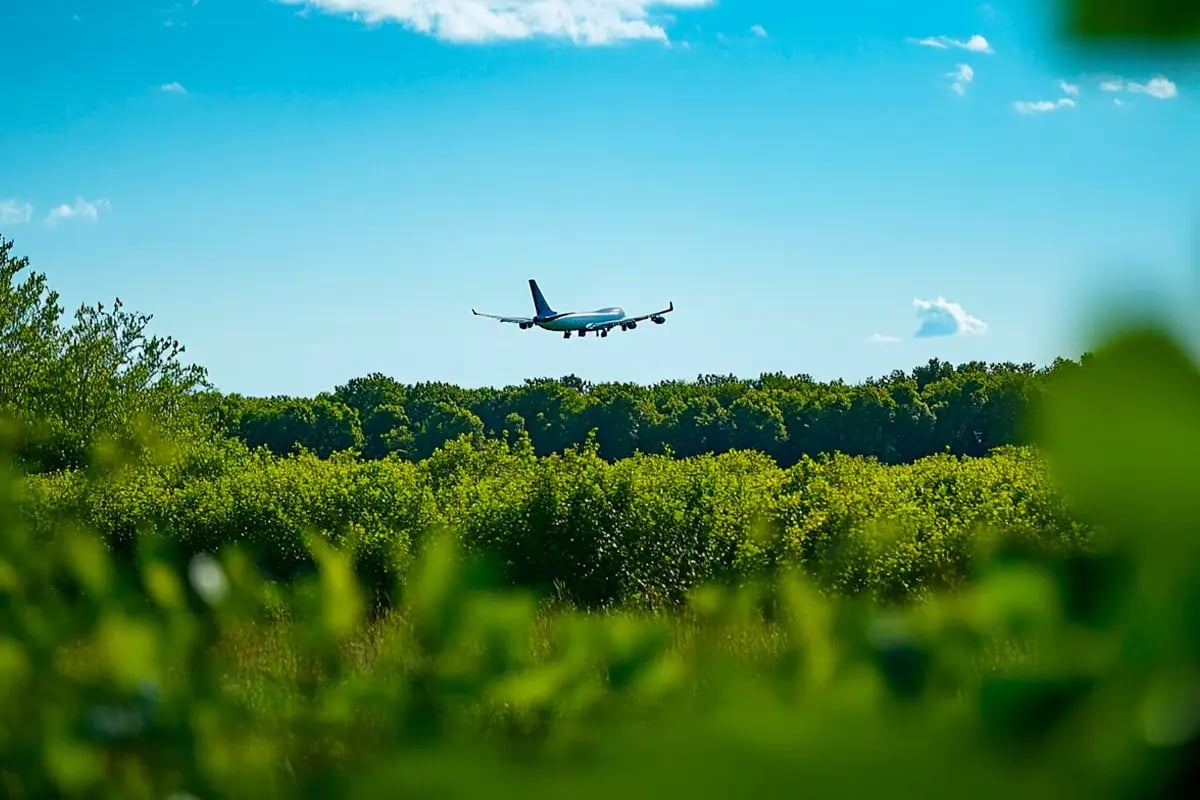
[2,321,1199,799]
[1065,0,1200,42]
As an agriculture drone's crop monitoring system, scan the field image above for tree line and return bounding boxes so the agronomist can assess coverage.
[213,357,1088,468]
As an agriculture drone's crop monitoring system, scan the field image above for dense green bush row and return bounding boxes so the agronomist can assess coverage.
[17,433,1091,608]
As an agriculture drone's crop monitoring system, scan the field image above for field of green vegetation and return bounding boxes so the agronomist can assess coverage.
[2,3,1199,796]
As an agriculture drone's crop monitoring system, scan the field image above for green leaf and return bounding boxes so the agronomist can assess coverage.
[63,531,112,597]
[1034,326,1200,568]
[43,736,105,794]
[96,614,160,690]
[307,532,364,640]
[1065,0,1200,41]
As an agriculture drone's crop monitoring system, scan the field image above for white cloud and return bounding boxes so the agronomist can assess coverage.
[1129,76,1177,99]
[909,34,993,54]
[1100,75,1177,99]
[948,63,974,95]
[1058,79,1080,96]
[1022,80,1083,115]
[159,81,188,93]
[45,196,110,227]
[865,333,901,344]
[0,199,34,225]
[913,297,987,337]
[749,24,766,38]
[1013,97,1075,114]
[275,0,716,45]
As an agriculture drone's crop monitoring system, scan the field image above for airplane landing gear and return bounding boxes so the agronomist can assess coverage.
[563,331,571,339]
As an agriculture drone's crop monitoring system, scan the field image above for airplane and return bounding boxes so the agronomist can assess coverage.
[472,279,674,339]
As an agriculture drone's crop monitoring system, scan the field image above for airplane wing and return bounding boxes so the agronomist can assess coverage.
[472,309,534,324]
[621,301,674,326]
[590,301,675,331]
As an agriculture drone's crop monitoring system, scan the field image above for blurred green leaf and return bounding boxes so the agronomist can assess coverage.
[307,533,364,641]
[1065,0,1200,40]
[64,530,113,597]
[97,615,160,690]
[144,561,185,611]
[0,638,30,699]
[1035,326,1200,564]
[43,736,104,794]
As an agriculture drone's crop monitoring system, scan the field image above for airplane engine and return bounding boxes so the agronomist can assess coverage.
[651,316,665,324]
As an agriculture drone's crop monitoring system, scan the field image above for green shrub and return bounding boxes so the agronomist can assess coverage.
[17,431,1089,609]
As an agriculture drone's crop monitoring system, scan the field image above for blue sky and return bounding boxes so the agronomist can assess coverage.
[2,0,1198,397]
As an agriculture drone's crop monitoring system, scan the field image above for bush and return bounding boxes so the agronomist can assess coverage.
[17,431,1088,609]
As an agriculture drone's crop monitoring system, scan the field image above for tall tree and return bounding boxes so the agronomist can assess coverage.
[1,236,211,470]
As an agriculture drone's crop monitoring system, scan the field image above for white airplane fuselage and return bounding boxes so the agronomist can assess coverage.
[535,308,625,331]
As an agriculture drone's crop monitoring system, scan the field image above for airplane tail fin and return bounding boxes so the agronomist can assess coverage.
[528,279,555,318]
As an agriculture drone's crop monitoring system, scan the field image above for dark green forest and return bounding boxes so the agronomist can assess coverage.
[215,354,1081,466]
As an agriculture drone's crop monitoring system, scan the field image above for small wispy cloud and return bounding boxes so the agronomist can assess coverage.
[159,81,188,94]
[276,0,716,45]
[44,196,110,227]
[909,34,993,54]
[948,63,974,95]
[0,199,34,225]
[749,24,767,38]
[161,0,202,27]
[913,297,987,337]
[1014,97,1076,115]
[1011,77,1081,114]
[1100,75,1177,100]
[865,333,901,344]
